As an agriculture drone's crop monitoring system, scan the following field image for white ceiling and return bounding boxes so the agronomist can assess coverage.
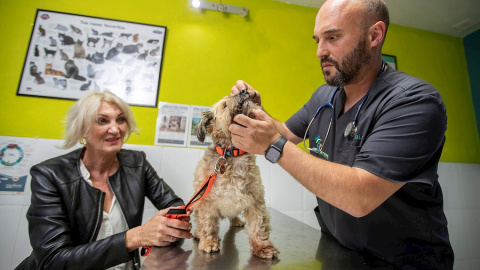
[275,0,480,37]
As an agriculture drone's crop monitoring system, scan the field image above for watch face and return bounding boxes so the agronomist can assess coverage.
[265,148,281,163]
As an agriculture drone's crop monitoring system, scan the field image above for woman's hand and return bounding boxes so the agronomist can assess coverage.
[125,208,193,252]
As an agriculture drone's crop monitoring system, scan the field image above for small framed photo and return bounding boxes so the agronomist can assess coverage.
[382,54,397,70]
[17,9,167,107]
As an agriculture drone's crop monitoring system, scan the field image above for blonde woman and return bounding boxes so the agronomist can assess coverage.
[17,90,192,270]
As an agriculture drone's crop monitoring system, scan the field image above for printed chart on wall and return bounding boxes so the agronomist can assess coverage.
[0,137,37,195]
[17,9,166,107]
[155,102,190,147]
[155,102,212,147]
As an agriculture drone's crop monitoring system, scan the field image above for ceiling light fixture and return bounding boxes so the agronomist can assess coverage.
[192,0,201,8]
[191,0,249,17]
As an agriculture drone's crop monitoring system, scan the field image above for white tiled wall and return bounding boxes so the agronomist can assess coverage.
[1,137,479,269]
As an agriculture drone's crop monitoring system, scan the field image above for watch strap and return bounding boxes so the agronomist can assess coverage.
[273,136,287,151]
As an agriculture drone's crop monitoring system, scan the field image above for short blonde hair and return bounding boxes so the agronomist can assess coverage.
[60,90,139,149]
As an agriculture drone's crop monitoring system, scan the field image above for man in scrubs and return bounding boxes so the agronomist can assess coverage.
[228,0,454,268]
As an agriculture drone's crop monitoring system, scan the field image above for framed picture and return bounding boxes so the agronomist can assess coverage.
[382,54,397,70]
[17,9,167,107]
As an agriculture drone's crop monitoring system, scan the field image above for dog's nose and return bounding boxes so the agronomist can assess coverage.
[240,89,248,95]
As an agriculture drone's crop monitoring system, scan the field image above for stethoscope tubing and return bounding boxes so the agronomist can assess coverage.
[303,61,386,153]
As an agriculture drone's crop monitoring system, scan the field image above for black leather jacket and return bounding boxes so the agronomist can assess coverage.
[18,148,183,270]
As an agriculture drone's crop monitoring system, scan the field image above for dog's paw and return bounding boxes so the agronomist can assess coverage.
[230,217,246,227]
[252,240,280,259]
[199,237,220,253]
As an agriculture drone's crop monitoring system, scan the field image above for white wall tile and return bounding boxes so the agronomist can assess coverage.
[445,210,468,261]
[255,155,273,207]
[469,259,480,270]
[303,189,317,211]
[21,178,32,207]
[439,163,480,268]
[0,193,25,206]
[438,162,463,210]
[269,164,305,212]
[123,143,164,173]
[28,139,76,172]
[463,209,480,260]
[159,146,201,202]
[456,163,480,210]
[0,205,23,270]
[452,260,472,270]
[11,205,32,270]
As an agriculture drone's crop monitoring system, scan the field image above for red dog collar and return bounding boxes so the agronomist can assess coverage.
[215,145,247,157]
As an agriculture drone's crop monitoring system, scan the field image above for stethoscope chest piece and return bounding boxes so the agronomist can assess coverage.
[344,122,356,139]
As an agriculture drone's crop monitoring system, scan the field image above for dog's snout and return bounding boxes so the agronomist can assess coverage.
[238,89,250,105]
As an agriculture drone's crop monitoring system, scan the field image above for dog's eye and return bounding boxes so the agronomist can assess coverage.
[223,103,227,109]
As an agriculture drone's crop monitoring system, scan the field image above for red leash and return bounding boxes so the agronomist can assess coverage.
[140,154,228,257]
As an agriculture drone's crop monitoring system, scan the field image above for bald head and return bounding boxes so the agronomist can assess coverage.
[320,0,389,35]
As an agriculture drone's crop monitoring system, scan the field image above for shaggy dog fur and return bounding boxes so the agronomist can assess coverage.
[192,91,279,259]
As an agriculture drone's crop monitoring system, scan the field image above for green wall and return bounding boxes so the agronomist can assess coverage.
[0,0,478,163]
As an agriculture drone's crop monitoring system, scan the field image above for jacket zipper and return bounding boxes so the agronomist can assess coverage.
[107,177,140,270]
[89,192,105,243]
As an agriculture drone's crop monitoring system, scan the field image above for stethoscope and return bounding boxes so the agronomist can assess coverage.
[303,61,387,154]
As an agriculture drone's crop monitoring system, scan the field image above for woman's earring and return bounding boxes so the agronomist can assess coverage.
[80,138,86,146]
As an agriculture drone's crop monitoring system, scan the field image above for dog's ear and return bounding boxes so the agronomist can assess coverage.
[195,110,214,143]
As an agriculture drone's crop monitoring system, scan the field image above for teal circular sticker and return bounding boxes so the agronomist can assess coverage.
[0,144,24,166]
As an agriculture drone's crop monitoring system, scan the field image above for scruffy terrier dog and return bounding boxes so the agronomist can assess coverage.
[192,90,279,259]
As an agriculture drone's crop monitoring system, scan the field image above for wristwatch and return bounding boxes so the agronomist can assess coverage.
[265,136,287,163]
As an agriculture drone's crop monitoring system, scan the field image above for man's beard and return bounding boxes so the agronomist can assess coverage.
[321,37,371,87]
